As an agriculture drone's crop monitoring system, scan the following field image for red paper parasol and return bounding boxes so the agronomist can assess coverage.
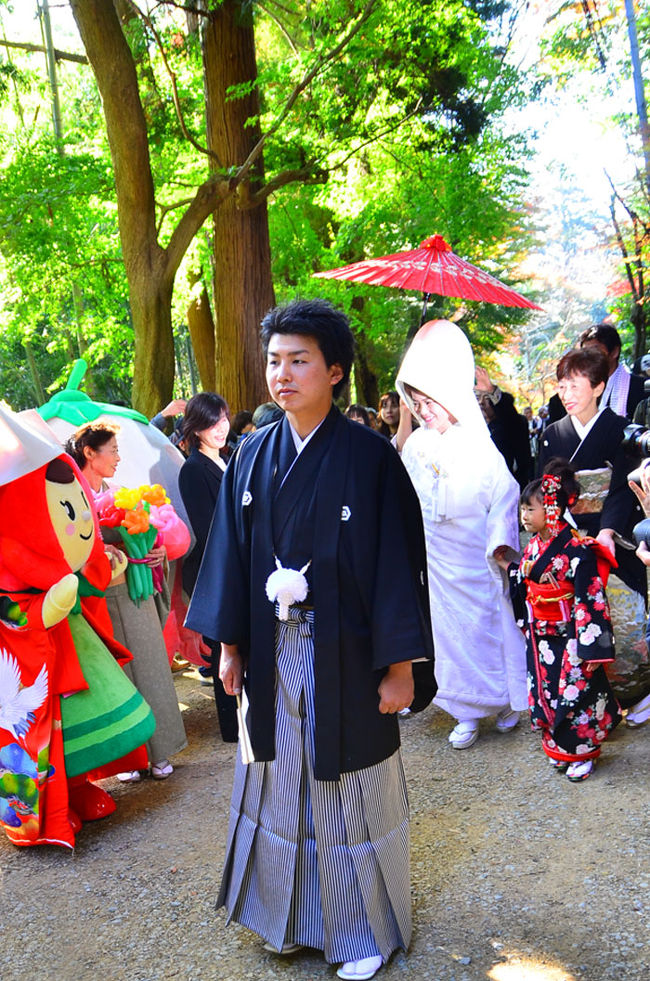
[314,234,542,318]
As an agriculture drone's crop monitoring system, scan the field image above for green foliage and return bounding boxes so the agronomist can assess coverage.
[258,0,514,174]
[539,0,650,352]
[0,133,133,408]
[259,0,538,395]
[268,86,536,387]
[0,0,539,407]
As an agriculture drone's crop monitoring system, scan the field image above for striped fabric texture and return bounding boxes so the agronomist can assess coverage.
[218,607,411,964]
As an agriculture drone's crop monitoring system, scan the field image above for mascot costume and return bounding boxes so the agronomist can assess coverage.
[37,360,204,667]
[0,406,155,848]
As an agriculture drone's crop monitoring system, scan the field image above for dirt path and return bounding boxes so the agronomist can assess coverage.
[2,669,648,981]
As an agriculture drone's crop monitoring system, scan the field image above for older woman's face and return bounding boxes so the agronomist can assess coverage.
[557,372,603,421]
[84,435,120,479]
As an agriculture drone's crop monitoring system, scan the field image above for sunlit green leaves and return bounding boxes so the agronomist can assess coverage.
[0,0,539,407]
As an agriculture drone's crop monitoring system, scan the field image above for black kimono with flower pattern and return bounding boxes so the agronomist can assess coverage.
[509,524,622,762]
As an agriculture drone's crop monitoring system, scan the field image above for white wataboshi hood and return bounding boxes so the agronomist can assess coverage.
[396,319,488,437]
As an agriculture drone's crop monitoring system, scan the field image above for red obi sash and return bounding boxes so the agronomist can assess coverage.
[525,580,575,622]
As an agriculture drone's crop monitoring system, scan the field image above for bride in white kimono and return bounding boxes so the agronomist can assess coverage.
[396,320,528,748]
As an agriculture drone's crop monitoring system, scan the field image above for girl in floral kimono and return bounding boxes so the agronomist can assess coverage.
[498,463,622,782]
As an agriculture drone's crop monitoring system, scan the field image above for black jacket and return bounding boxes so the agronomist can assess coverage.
[187,407,434,780]
[178,447,225,595]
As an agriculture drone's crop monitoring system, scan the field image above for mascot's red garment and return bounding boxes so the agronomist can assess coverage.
[0,454,146,848]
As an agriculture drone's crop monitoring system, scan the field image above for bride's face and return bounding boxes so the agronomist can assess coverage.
[410,390,454,434]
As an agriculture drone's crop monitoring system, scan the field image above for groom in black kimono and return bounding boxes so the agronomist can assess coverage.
[187,298,433,981]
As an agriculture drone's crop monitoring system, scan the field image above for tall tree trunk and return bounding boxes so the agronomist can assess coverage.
[623,0,650,199]
[186,271,217,391]
[202,1,274,413]
[23,339,46,404]
[353,330,379,409]
[71,0,174,417]
[130,257,176,415]
[631,301,646,361]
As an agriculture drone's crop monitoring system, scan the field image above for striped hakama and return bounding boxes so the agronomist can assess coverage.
[218,607,411,964]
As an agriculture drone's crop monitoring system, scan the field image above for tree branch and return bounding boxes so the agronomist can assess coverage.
[238,96,419,210]
[125,0,222,165]
[609,194,639,299]
[150,1,208,15]
[234,0,378,184]
[605,169,650,238]
[164,174,230,279]
[155,196,196,236]
[475,4,522,110]
[330,100,423,172]
[241,166,329,207]
[264,0,299,16]
[0,38,88,64]
[241,97,420,209]
[256,2,301,56]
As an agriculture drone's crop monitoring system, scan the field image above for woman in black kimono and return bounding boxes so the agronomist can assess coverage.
[540,347,649,711]
[178,393,237,742]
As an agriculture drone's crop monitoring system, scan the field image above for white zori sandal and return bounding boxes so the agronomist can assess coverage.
[566,760,594,782]
[337,955,383,980]
[151,760,173,780]
[116,769,142,783]
[262,942,304,955]
[448,720,479,749]
[625,693,650,728]
[495,707,520,732]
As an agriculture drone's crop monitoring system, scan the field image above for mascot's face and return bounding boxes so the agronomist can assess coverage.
[45,471,95,573]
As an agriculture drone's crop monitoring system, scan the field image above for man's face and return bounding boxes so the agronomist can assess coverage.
[478,395,495,422]
[266,333,343,418]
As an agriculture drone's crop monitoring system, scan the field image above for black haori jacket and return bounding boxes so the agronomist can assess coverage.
[186,406,434,780]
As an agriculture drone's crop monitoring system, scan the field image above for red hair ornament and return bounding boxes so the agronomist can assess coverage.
[541,473,562,538]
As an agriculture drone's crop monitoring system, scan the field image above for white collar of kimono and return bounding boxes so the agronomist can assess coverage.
[289,416,325,454]
[570,406,604,441]
[395,318,489,438]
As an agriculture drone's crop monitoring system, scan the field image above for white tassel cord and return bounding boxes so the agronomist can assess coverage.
[265,557,311,621]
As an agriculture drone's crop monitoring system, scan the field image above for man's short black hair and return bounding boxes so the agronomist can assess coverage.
[260,298,355,399]
[252,401,284,428]
[579,323,621,356]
